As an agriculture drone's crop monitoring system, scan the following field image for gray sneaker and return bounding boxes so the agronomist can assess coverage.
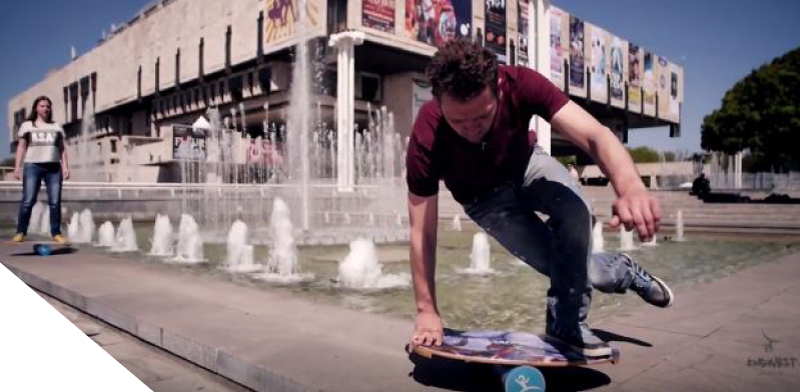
[546,322,613,357]
[622,254,675,308]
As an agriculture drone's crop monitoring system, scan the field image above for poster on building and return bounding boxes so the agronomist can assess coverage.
[406,0,471,47]
[517,0,529,67]
[643,51,656,116]
[173,125,207,161]
[568,15,585,95]
[363,0,395,33]
[589,25,607,103]
[265,0,323,45]
[628,42,641,113]
[670,65,680,120]
[549,7,565,89]
[412,79,433,121]
[609,36,625,107]
[484,0,507,63]
[657,56,669,118]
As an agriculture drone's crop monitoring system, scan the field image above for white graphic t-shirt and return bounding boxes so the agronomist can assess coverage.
[18,121,65,163]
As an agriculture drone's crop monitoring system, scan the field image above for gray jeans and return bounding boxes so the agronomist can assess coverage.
[463,147,634,331]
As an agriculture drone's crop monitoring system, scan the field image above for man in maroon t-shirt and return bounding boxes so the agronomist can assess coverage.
[407,39,673,357]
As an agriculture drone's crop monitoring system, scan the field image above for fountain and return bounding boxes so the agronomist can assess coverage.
[462,232,495,274]
[149,214,174,256]
[337,238,409,289]
[67,212,79,240]
[619,226,637,251]
[78,209,96,244]
[225,220,260,273]
[258,199,312,282]
[173,214,204,263]
[112,217,138,252]
[39,206,50,235]
[642,234,658,247]
[452,215,462,231]
[675,209,685,241]
[97,221,116,247]
[592,219,605,253]
[28,202,45,235]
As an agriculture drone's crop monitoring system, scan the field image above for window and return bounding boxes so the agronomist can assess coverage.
[111,139,117,153]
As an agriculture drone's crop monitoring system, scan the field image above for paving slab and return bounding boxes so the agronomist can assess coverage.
[3,243,800,391]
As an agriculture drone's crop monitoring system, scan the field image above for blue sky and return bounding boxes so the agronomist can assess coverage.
[1,1,799,161]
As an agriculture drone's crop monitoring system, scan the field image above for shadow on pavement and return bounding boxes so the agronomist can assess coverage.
[408,351,612,391]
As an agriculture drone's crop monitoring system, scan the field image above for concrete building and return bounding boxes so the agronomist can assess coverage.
[7,0,683,183]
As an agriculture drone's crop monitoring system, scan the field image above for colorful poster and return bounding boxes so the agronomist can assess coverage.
[265,0,322,44]
[643,51,655,115]
[484,0,507,63]
[173,125,207,161]
[657,56,669,117]
[628,42,641,112]
[518,0,529,67]
[406,0,471,47]
[590,25,607,103]
[670,66,679,119]
[609,36,624,105]
[549,7,565,89]
[568,15,585,92]
[363,0,395,33]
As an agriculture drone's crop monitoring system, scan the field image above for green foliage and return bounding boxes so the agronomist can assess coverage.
[627,146,660,163]
[556,155,576,167]
[701,47,800,171]
[0,157,14,167]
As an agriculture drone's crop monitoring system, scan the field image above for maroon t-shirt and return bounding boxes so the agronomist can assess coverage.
[406,66,570,204]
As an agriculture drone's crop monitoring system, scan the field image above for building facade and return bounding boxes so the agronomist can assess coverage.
[7,0,683,182]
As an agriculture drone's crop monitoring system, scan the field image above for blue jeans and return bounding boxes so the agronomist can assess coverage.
[16,162,63,236]
[463,147,634,332]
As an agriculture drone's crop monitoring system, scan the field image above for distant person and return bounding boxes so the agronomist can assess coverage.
[567,163,581,186]
[406,40,673,357]
[12,96,70,243]
[691,173,711,196]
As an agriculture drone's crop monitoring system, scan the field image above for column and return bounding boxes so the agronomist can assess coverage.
[329,31,365,192]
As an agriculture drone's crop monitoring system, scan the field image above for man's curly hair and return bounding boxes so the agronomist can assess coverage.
[426,39,498,102]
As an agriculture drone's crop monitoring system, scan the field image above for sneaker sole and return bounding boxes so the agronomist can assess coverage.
[545,335,614,358]
[651,275,675,308]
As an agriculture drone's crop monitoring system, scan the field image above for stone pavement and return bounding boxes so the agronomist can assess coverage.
[2,243,799,391]
[39,292,251,392]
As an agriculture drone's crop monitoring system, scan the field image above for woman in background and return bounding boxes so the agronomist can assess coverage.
[12,95,70,243]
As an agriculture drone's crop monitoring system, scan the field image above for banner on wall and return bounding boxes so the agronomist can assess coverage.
[265,0,322,44]
[173,125,207,161]
[484,0,507,63]
[568,15,585,91]
[549,7,565,88]
[670,65,680,119]
[628,42,641,111]
[590,25,607,103]
[658,56,669,117]
[609,36,624,104]
[643,51,656,114]
[363,0,395,33]
[405,0,471,47]
[518,0,529,67]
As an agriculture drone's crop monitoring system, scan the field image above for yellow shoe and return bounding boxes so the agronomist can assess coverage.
[52,234,67,244]
[12,233,24,242]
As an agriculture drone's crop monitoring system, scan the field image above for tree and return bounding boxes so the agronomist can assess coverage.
[627,146,660,163]
[701,47,800,171]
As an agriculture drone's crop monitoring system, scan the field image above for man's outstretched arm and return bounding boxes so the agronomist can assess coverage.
[408,191,443,346]
[550,101,662,241]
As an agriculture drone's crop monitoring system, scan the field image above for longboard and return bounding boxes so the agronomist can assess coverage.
[411,329,619,392]
[6,241,73,256]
